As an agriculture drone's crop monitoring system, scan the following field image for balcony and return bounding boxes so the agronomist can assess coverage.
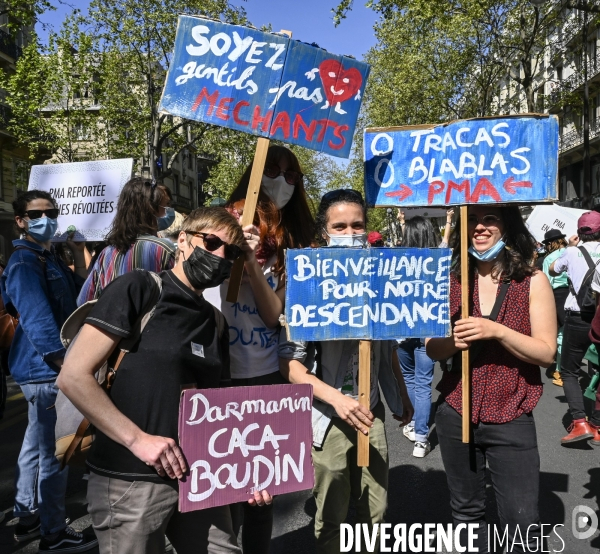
[559,119,600,152]
[547,50,600,108]
[0,29,22,61]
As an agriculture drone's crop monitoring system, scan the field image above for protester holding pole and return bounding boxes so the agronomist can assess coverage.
[203,145,314,554]
[278,189,413,554]
[0,190,97,552]
[77,177,176,304]
[58,208,273,554]
[426,204,556,553]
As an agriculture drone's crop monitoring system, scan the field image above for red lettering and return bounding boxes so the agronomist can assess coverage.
[270,111,291,139]
[292,114,318,141]
[471,178,501,203]
[446,180,471,204]
[191,87,219,115]
[251,105,273,132]
[316,119,337,142]
[328,124,349,150]
[428,180,445,204]
[233,100,250,126]
[215,97,233,121]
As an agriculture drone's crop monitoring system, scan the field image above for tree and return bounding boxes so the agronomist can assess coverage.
[0,0,53,34]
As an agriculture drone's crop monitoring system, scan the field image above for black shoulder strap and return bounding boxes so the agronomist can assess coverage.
[489,281,510,322]
[578,246,598,270]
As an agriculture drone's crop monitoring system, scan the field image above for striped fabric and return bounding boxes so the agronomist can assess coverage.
[77,235,176,305]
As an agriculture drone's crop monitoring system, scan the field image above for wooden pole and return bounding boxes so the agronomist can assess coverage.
[357,340,371,467]
[460,205,470,443]
[225,29,292,303]
[226,137,270,302]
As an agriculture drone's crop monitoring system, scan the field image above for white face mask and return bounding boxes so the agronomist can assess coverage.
[261,175,294,209]
[326,232,367,247]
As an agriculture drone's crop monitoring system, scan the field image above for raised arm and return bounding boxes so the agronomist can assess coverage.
[241,224,284,328]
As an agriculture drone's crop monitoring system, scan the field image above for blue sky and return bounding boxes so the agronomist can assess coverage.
[36,0,380,61]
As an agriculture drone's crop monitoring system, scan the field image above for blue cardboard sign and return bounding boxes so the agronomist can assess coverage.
[364,115,559,207]
[159,16,370,158]
[285,247,452,341]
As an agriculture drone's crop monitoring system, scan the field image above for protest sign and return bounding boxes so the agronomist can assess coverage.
[285,247,452,342]
[28,159,133,241]
[526,204,587,244]
[364,115,559,207]
[178,384,314,512]
[159,16,370,159]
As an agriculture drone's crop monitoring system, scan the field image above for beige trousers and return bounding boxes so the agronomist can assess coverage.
[87,472,241,554]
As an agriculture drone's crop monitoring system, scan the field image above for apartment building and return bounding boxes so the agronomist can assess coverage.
[496,3,600,206]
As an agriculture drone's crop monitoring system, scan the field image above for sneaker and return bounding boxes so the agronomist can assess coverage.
[403,425,415,442]
[552,376,563,387]
[14,516,41,542]
[38,526,98,553]
[413,441,431,458]
[552,370,561,381]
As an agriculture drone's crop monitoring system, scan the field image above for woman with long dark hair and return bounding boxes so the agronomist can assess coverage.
[203,145,314,554]
[78,177,176,303]
[397,216,442,457]
[426,204,556,553]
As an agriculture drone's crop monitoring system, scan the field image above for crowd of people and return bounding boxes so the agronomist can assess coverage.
[0,144,598,554]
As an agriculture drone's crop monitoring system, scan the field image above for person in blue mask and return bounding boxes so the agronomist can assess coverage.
[0,190,98,553]
[279,189,413,554]
[426,204,556,554]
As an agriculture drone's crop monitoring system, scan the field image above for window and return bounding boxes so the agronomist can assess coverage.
[74,123,90,141]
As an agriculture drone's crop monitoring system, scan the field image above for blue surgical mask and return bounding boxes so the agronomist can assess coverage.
[327,232,367,247]
[468,239,506,262]
[157,207,175,231]
[27,217,58,242]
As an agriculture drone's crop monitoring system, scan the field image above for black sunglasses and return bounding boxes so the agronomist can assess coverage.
[321,189,364,203]
[263,164,303,186]
[24,209,60,220]
[187,232,243,261]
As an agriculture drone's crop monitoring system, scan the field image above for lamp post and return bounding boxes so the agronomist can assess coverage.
[529,0,600,205]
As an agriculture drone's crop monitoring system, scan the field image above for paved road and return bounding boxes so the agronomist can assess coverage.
[1,365,599,553]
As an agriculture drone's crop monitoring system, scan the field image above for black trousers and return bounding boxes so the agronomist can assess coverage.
[436,402,541,554]
[561,311,600,425]
[229,370,287,554]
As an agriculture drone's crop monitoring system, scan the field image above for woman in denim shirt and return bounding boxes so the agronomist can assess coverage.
[0,190,97,553]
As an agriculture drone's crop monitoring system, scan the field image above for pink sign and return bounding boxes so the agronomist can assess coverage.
[178,384,314,512]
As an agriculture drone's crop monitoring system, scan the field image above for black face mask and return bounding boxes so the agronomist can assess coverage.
[182,246,233,289]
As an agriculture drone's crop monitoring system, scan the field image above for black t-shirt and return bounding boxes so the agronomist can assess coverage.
[85,269,230,485]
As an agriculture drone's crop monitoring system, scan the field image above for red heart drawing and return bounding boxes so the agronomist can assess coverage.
[319,59,363,106]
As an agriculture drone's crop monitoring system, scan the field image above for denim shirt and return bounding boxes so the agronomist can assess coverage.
[1,239,81,385]
[278,329,404,448]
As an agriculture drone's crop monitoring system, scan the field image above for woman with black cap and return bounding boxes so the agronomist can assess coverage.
[542,229,569,386]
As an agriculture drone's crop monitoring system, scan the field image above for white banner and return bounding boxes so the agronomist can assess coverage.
[28,159,133,241]
[525,204,587,244]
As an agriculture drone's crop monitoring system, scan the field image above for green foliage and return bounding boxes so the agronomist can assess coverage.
[0,0,53,34]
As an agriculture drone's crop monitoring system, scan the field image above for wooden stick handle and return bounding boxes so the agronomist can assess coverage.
[460,205,470,443]
[226,137,270,303]
[357,340,371,467]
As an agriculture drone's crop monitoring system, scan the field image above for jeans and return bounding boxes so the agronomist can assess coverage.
[561,311,600,425]
[397,339,435,442]
[436,402,541,554]
[14,381,68,536]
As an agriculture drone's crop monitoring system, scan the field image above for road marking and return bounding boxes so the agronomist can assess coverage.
[7,392,24,402]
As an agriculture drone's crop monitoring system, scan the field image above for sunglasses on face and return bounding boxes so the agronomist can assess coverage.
[322,189,364,204]
[263,164,303,186]
[187,232,243,261]
[24,209,60,220]
[467,214,502,227]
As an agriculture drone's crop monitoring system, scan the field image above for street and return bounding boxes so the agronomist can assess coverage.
[1,364,599,554]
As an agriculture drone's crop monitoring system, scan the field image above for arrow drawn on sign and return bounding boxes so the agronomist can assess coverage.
[384,184,413,202]
[503,177,532,194]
